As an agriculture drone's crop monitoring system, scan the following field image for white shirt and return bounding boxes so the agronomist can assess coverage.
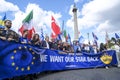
[46,41,49,49]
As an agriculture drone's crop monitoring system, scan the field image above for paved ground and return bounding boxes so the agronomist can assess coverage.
[35,67,120,80]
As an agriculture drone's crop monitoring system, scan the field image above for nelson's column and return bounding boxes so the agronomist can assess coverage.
[72,4,79,41]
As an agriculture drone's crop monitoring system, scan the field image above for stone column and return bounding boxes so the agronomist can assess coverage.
[72,4,79,41]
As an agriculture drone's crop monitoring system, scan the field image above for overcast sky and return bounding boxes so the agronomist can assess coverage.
[0,0,120,44]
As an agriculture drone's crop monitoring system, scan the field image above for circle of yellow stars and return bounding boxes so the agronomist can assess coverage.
[11,46,36,71]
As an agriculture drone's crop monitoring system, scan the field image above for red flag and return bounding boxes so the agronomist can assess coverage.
[19,25,24,35]
[51,16,61,37]
[51,33,57,39]
[32,27,35,33]
[27,27,35,40]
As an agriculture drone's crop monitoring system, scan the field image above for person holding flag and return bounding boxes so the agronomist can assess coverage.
[31,33,42,48]
[41,36,51,49]
[78,35,86,52]
[0,20,19,42]
[19,29,30,44]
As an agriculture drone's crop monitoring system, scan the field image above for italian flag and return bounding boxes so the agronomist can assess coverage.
[19,10,35,40]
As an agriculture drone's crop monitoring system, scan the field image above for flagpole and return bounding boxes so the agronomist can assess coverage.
[18,13,23,34]
[105,31,108,47]
[61,20,64,42]
[87,33,89,44]
[62,20,64,32]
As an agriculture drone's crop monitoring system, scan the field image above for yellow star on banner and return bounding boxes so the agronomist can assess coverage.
[27,66,30,71]
[12,62,15,66]
[11,56,14,59]
[13,50,17,53]
[24,46,27,49]
[18,46,22,49]
[31,62,34,65]
[29,48,32,51]
[32,52,35,54]
[33,57,36,60]
[21,68,24,71]
[16,67,19,70]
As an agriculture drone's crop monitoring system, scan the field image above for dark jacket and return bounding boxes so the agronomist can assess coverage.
[41,41,51,49]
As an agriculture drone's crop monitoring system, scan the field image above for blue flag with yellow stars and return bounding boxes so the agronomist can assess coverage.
[0,39,118,79]
[0,39,43,79]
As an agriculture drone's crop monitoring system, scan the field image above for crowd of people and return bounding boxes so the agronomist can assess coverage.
[1,20,120,80]
[0,20,119,54]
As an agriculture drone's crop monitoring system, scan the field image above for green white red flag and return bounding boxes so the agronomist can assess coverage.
[19,10,35,40]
